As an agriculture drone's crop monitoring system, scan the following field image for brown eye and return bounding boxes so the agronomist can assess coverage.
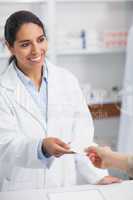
[38,37,45,43]
[21,43,29,48]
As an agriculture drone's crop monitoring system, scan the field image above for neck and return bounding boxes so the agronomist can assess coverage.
[17,63,43,91]
[29,71,42,91]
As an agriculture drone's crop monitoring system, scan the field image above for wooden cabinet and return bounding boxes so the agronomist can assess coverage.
[88,102,121,119]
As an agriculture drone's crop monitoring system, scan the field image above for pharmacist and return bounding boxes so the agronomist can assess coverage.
[0,10,120,191]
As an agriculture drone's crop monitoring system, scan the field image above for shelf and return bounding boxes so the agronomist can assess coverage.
[57,48,125,56]
[0,0,47,3]
[56,0,132,2]
[0,49,125,58]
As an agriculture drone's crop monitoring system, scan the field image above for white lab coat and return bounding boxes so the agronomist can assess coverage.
[118,26,133,153]
[0,60,107,191]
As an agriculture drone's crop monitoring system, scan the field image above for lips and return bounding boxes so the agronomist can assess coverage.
[29,56,42,62]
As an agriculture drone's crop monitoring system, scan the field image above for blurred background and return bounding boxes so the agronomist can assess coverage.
[0,0,133,179]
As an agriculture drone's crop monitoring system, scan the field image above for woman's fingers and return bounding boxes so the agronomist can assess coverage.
[97,176,122,185]
[43,137,71,157]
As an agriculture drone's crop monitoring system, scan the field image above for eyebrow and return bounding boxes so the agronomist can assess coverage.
[18,34,45,44]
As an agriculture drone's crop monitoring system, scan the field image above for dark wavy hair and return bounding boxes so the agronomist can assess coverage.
[4,10,46,64]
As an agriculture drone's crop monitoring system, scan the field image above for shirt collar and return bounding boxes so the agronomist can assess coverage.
[43,62,48,83]
[13,61,48,86]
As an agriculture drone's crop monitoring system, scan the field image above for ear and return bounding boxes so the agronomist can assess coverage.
[5,41,14,55]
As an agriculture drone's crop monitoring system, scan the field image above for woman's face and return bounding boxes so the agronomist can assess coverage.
[8,23,48,72]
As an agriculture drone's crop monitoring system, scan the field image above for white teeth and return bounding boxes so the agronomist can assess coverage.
[30,56,41,62]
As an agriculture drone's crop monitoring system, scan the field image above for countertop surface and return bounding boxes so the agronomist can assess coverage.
[0,180,133,200]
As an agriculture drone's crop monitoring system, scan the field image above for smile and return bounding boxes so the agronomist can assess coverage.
[29,56,42,62]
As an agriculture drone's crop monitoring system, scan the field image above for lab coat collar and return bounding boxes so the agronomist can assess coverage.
[0,62,17,91]
[0,61,49,91]
[0,59,60,128]
[0,61,49,128]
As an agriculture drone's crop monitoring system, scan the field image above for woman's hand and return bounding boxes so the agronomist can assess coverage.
[85,146,114,169]
[42,137,72,157]
[85,146,129,172]
[97,175,122,185]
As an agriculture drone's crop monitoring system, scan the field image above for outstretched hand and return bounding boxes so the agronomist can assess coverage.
[85,146,122,184]
[85,146,114,169]
[43,137,73,157]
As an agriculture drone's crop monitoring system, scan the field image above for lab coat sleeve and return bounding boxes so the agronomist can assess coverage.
[37,139,54,168]
[71,77,108,184]
[0,92,53,169]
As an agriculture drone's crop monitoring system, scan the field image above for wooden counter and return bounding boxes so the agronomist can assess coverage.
[88,102,121,120]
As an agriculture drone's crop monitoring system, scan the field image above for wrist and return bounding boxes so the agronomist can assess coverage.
[42,141,51,158]
[109,152,128,171]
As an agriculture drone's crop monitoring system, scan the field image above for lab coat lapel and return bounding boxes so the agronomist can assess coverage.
[14,79,44,127]
[0,63,44,128]
[47,62,62,136]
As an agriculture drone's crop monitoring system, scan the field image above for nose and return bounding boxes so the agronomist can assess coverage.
[31,43,40,55]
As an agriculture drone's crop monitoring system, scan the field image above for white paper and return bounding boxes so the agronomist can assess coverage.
[69,142,98,155]
[69,144,85,155]
[48,189,104,200]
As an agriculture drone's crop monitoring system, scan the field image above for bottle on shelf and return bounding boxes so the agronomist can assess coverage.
[80,29,86,49]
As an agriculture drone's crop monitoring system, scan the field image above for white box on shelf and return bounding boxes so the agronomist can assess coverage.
[56,30,82,50]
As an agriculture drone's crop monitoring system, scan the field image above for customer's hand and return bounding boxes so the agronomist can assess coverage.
[85,146,114,169]
[97,175,122,185]
[42,137,72,157]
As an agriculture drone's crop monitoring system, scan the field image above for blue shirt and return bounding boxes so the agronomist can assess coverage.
[14,62,51,162]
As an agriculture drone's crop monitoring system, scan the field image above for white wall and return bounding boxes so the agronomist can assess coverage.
[94,117,120,150]
[0,3,49,36]
[56,2,133,30]
[57,53,125,90]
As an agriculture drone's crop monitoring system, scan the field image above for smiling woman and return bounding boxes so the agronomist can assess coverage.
[8,23,47,89]
[0,10,121,192]
[5,11,48,89]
